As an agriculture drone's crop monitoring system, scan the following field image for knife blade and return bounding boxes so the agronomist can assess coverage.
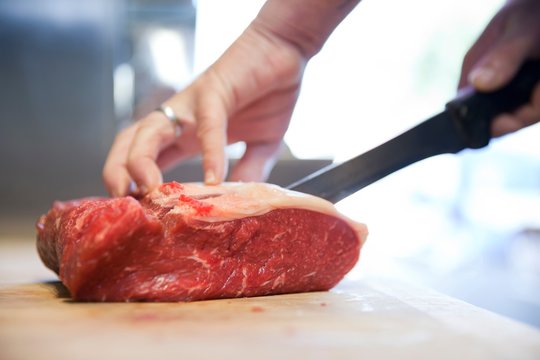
[287,60,540,203]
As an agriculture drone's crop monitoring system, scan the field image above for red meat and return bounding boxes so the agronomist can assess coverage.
[36,182,367,302]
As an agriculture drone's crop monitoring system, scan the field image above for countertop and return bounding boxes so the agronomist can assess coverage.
[1,239,539,360]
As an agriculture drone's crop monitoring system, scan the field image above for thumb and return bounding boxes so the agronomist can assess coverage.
[228,142,282,183]
[468,34,532,92]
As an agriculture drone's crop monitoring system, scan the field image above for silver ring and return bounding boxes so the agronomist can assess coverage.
[155,104,183,137]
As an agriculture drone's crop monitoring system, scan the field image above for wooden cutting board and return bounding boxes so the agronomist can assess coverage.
[1,240,539,360]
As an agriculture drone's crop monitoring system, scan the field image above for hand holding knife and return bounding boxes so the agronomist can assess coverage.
[287,60,540,203]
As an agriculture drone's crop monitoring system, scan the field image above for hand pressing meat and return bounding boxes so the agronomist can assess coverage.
[36,182,367,302]
[103,0,540,197]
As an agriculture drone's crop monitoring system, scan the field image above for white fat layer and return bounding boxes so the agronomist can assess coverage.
[151,182,368,244]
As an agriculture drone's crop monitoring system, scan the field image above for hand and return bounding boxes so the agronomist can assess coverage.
[103,22,306,197]
[103,0,360,197]
[458,0,540,137]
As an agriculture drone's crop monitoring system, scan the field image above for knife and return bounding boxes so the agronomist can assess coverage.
[287,60,540,203]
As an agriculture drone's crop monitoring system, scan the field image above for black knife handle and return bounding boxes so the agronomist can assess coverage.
[446,59,540,149]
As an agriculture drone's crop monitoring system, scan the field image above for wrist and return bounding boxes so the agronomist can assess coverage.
[253,0,361,58]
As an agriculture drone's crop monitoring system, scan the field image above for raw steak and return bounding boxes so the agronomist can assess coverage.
[36,182,368,302]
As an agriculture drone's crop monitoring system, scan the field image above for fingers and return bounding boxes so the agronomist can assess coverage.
[103,83,232,195]
[492,82,540,136]
[102,125,139,197]
[125,113,178,192]
[468,38,531,92]
[458,10,505,89]
[195,89,230,185]
[228,141,282,182]
[457,1,540,138]
[466,1,540,92]
[103,112,179,197]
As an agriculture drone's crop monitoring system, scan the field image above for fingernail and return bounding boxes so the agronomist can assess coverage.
[205,170,217,185]
[469,67,497,87]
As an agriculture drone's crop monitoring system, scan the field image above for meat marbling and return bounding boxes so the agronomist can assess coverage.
[36,182,368,302]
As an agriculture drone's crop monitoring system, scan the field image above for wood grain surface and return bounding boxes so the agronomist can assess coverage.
[1,240,539,360]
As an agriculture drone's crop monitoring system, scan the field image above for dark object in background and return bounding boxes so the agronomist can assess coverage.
[0,0,118,220]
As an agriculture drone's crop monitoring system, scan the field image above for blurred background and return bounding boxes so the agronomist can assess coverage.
[1,0,539,328]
